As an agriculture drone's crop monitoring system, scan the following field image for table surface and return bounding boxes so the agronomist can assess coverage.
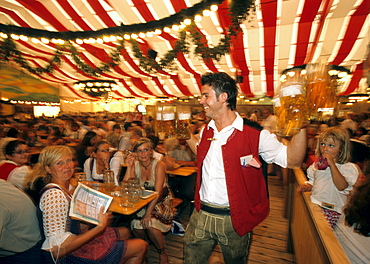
[77,180,157,215]
[109,193,157,215]
[28,147,43,155]
[166,166,197,177]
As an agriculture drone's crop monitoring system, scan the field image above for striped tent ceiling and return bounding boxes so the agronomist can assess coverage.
[0,0,369,102]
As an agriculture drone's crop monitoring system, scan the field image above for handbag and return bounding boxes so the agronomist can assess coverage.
[152,186,175,224]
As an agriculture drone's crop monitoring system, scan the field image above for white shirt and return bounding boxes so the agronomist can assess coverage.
[68,128,87,140]
[199,112,287,206]
[0,160,30,190]
[261,114,278,133]
[307,162,359,213]
[118,136,130,151]
[84,151,124,185]
[40,184,73,250]
[334,216,370,263]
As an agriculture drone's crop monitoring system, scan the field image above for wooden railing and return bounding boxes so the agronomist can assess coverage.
[286,168,349,264]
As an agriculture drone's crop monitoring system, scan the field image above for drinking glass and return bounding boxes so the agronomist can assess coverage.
[103,170,115,194]
[75,172,86,182]
[128,177,141,203]
[120,181,133,207]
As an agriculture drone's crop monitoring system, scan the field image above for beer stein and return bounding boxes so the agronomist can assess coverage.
[306,61,337,120]
[120,181,133,207]
[103,170,115,194]
[74,172,86,182]
[128,178,141,203]
[176,109,191,140]
[276,69,309,137]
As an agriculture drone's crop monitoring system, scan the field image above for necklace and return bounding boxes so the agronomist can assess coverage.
[141,160,152,170]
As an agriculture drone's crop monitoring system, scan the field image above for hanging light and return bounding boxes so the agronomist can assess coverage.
[73,80,118,103]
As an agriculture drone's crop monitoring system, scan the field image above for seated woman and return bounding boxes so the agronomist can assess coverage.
[124,138,172,264]
[46,126,66,146]
[334,160,370,263]
[75,131,98,171]
[0,140,31,189]
[31,145,147,263]
[84,141,124,186]
[25,129,44,148]
[146,134,180,171]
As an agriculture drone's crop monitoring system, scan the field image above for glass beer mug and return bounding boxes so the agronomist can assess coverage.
[120,181,133,207]
[305,61,337,120]
[103,170,115,194]
[156,103,176,139]
[176,106,191,140]
[276,69,309,137]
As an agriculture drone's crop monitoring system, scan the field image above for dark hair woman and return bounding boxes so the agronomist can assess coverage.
[75,131,98,171]
[46,126,66,146]
[0,140,30,189]
[84,141,124,185]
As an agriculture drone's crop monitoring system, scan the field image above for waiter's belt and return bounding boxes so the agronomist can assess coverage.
[200,202,230,215]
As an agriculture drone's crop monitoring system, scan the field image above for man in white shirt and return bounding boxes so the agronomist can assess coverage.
[249,110,258,122]
[261,109,278,133]
[183,72,306,264]
[64,122,87,143]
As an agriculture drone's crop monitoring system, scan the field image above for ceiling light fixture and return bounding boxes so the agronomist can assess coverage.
[73,80,119,103]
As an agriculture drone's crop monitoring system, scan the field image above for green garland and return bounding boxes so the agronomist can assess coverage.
[0,0,255,75]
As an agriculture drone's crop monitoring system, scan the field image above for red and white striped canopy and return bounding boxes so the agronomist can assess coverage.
[0,0,369,101]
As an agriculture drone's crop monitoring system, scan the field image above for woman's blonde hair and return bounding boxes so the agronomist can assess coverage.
[26,145,74,190]
[132,137,153,152]
[316,126,351,164]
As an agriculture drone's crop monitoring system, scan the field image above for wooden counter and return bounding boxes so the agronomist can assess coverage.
[288,168,349,264]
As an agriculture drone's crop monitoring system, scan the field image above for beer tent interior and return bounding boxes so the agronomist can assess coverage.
[0,0,369,113]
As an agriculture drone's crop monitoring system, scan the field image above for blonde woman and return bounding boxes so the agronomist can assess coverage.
[124,138,171,264]
[29,145,147,263]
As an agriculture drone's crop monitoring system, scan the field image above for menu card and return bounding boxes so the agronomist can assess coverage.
[69,183,113,225]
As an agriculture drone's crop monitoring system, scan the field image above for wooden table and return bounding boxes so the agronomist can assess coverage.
[66,142,79,147]
[79,180,157,215]
[28,147,43,156]
[166,166,197,177]
[109,194,157,215]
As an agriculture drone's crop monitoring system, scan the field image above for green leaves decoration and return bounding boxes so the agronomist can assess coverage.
[0,0,254,76]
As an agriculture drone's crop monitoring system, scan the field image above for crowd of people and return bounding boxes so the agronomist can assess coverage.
[0,72,369,263]
[0,107,201,263]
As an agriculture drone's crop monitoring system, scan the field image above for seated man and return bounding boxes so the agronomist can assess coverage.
[64,122,87,143]
[0,180,42,264]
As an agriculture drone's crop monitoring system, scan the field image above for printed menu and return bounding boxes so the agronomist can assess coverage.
[69,183,113,225]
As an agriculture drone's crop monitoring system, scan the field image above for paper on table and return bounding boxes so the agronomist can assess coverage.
[141,189,157,199]
[69,183,113,225]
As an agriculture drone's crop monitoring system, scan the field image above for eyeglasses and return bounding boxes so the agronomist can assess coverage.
[13,150,30,155]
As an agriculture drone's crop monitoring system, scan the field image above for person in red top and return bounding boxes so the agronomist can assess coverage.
[183,72,307,264]
[0,140,30,189]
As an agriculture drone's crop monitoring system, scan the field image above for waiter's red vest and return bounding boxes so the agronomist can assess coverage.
[0,162,19,181]
[195,124,269,236]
